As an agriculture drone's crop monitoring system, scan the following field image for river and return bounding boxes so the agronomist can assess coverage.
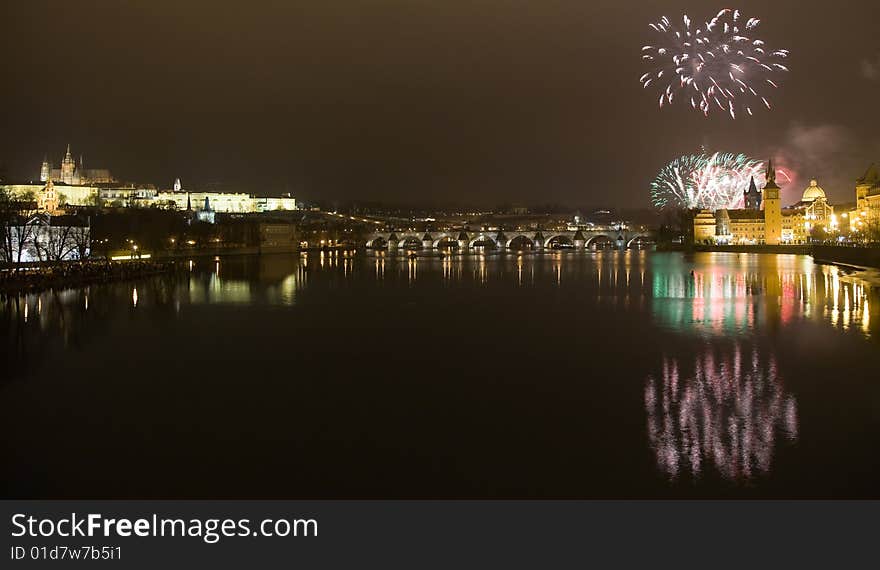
[2,250,878,498]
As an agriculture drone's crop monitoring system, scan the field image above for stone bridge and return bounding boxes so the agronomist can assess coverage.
[363,228,654,250]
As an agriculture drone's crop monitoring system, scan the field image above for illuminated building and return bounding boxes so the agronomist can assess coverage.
[256,195,297,212]
[763,161,782,244]
[157,181,296,213]
[37,179,60,213]
[743,176,762,210]
[40,144,115,185]
[157,189,255,212]
[195,195,216,224]
[10,159,297,213]
[693,210,717,243]
[694,160,810,245]
[786,180,835,235]
[850,163,880,234]
[4,213,90,263]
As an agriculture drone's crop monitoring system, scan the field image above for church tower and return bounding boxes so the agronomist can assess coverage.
[60,144,76,184]
[762,159,782,245]
[40,156,50,182]
[744,176,762,210]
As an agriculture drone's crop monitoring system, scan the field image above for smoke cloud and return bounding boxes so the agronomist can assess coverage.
[860,54,880,81]
[773,123,877,204]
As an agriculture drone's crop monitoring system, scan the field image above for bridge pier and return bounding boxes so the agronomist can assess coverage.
[422,233,434,250]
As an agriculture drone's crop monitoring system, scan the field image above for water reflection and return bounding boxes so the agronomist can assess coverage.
[4,252,879,341]
[645,342,798,481]
[651,253,877,339]
[2,251,880,497]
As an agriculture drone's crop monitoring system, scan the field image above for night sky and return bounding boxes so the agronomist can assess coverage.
[3,0,878,206]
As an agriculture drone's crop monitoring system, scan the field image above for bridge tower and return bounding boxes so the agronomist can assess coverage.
[763,158,782,245]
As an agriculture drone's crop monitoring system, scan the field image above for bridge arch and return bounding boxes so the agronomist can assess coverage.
[468,234,497,248]
[544,234,574,248]
[397,234,423,249]
[433,234,457,249]
[506,234,535,250]
[586,235,615,249]
[365,236,387,249]
[626,234,653,248]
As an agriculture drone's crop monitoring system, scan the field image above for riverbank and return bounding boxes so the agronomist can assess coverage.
[100,244,299,261]
[0,260,178,294]
[154,244,299,259]
[692,244,813,255]
[812,245,880,270]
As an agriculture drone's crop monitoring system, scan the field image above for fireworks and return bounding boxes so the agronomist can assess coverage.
[641,9,790,119]
[651,152,787,211]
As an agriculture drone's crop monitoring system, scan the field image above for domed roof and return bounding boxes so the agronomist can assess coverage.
[802,179,826,202]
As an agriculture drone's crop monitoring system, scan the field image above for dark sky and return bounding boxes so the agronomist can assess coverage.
[3,0,878,206]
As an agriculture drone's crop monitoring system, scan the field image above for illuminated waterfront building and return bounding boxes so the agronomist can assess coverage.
[694,160,811,245]
[693,210,717,243]
[786,179,835,234]
[850,163,880,234]
[762,161,783,244]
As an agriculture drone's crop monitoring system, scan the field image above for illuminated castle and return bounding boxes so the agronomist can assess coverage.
[40,144,115,185]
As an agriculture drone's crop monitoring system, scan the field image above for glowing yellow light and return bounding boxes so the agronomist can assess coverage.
[110,254,152,260]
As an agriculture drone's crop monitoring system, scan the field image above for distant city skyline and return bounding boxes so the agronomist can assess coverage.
[2,1,878,207]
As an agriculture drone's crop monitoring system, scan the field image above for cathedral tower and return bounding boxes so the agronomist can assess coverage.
[60,144,77,184]
[762,159,782,245]
[40,156,50,182]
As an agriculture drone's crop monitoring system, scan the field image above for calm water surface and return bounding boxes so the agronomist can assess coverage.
[2,251,879,498]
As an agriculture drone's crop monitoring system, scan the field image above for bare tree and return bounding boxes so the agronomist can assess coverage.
[70,224,92,260]
[0,189,39,267]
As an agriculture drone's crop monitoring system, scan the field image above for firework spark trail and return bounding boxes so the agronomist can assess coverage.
[641,9,790,118]
[650,152,788,211]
